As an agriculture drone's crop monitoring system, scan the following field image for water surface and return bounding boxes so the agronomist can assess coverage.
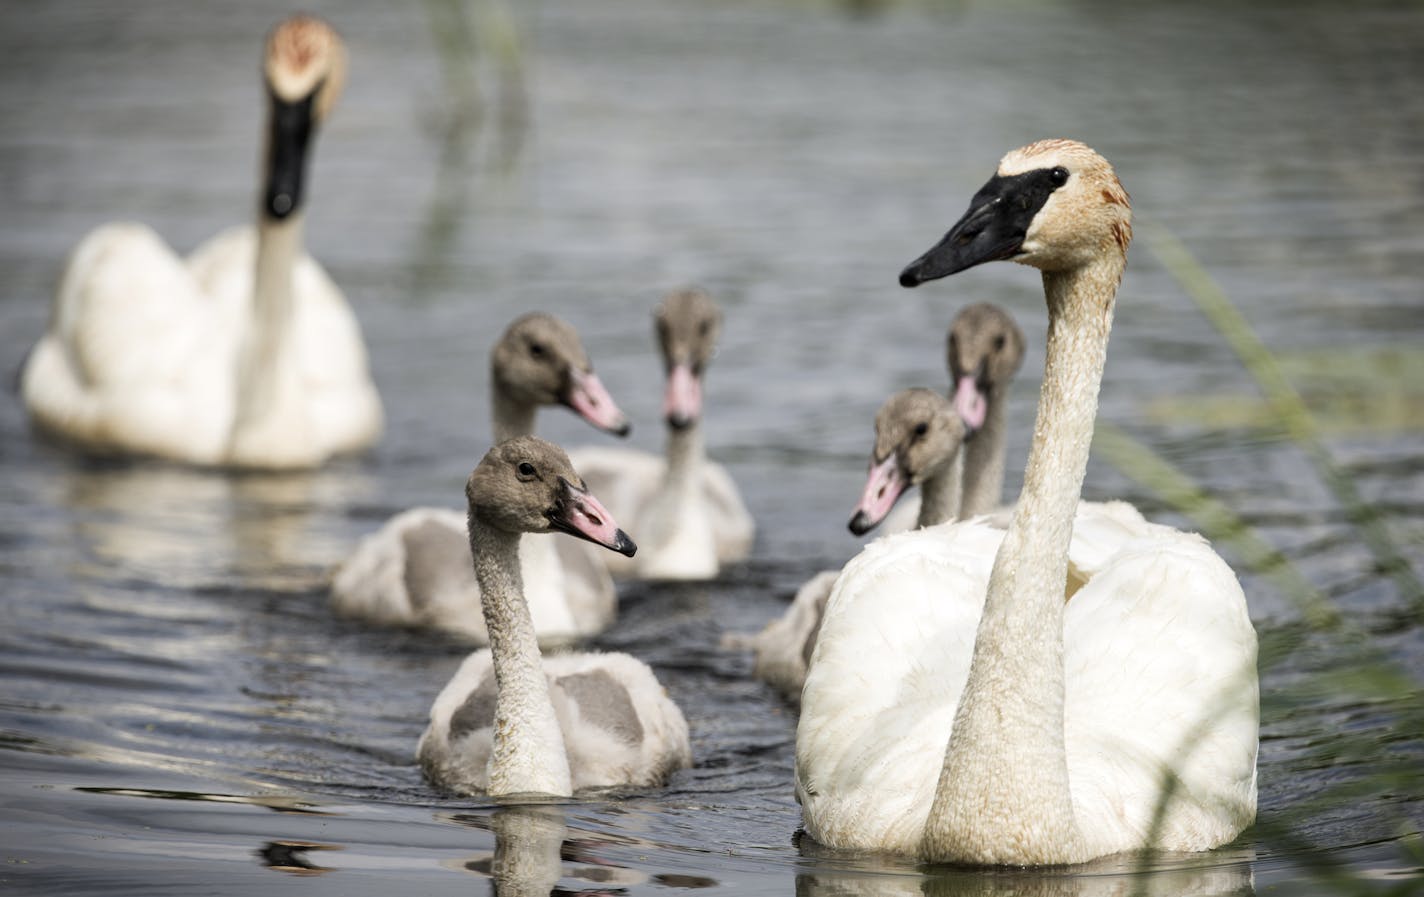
[1,1,1422,893]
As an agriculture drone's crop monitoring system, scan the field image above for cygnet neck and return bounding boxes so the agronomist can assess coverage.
[468,514,573,797]
[959,392,1008,518]
[491,386,539,444]
[662,418,705,496]
[918,451,963,528]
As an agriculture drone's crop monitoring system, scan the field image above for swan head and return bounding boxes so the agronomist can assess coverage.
[467,436,637,556]
[899,139,1132,285]
[260,16,347,221]
[492,313,631,437]
[848,389,965,536]
[946,303,1025,434]
[654,287,722,431]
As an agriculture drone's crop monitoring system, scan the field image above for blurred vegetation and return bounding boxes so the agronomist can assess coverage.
[1093,223,1423,895]
[411,0,530,296]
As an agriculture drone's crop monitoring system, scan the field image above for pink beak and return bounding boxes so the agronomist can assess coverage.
[550,478,636,557]
[953,375,988,434]
[566,369,631,437]
[663,362,702,430]
[847,454,907,536]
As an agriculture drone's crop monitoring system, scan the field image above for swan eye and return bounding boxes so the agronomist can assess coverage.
[993,334,1006,352]
[698,319,711,338]
[517,462,538,479]
[913,422,929,438]
[528,341,545,358]
[1049,166,1069,187]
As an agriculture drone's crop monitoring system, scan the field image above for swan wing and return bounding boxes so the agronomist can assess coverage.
[332,508,614,647]
[1062,523,1259,855]
[796,520,1002,853]
[563,446,664,524]
[545,653,692,791]
[699,459,755,563]
[22,222,231,460]
[550,535,617,641]
[751,569,839,703]
[418,650,690,795]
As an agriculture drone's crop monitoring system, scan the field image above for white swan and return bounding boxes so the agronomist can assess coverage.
[796,139,1258,865]
[567,288,754,580]
[332,313,629,647]
[19,16,382,469]
[417,436,692,796]
[750,389,967,701]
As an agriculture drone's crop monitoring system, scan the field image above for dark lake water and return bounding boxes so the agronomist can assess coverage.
[2,1,1422,893]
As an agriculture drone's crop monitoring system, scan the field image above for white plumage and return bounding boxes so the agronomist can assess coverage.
[796,139,1258,865]
[420,649,692,794]
[797,508,1257,856]
[20,18,381,469]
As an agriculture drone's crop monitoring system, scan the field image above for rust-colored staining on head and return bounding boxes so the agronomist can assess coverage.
[1022,137,1088,159]
[264,15,344,105]
[268,16,330,73]
[1110,220,1132,254]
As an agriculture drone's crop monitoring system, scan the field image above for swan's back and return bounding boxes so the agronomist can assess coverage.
[1062,523,1258,855]
[565,444,754,577]
[418,650,691,793]
[797,520,1002,853]
[797,512,1257,855]
[331,508,615,647]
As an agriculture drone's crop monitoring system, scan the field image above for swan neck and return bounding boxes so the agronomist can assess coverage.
[468,516,573,797]
[230,213,304,444]
[662,420,705,494]
[918,451,963,528]
[958,393,1007,518]
[491,385,538,444]
[923,258,1119,865]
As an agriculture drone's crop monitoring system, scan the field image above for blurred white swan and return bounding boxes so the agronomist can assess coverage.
[568,288,754,580]
[20,16,382,469]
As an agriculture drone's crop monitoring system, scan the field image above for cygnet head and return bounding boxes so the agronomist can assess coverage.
[654,287,722,431]
[467,436,637,556]
[899,139,1132,286]
[261,15,347,221]
[946,303,1025,434]
[492,313,631,436]
[848,389,966,536]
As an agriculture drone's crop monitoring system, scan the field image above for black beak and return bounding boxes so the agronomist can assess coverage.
[900,198,1021,288]
[847,510,875,537]
[899,167,1065,288]
[264,89,317,220]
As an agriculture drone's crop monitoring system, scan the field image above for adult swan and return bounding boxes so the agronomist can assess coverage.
[19,16,382,468]
[795,140,1258,865]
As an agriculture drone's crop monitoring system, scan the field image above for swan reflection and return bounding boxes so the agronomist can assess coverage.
[443,804,646,896]
[796,842,1256,897]
[49,459,374,591]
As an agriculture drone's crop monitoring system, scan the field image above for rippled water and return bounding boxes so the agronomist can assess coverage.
[2,1,1422,893]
